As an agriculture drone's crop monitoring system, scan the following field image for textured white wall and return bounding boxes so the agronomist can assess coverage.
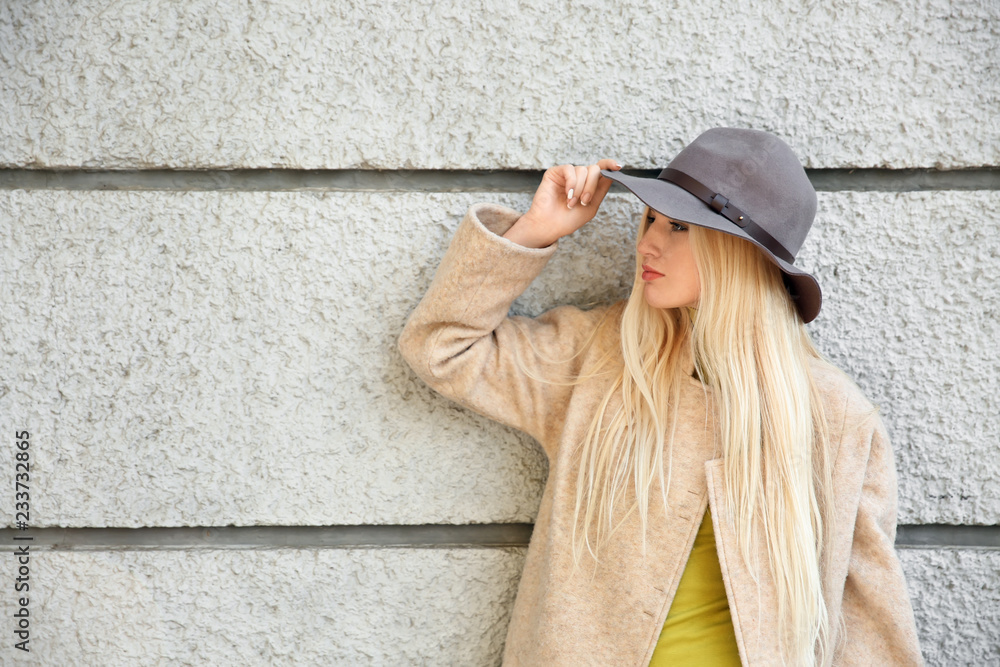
[1,0,997,169]
[1,0,997,664]
[2,191,997,530]
[2,189,998,530]
[0,548,524,665]
[899,548,1000,667]
[0,548,993,666]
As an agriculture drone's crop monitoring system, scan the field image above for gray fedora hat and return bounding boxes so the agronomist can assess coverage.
[601,127,822,323]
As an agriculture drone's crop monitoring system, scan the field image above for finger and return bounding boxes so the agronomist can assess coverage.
[597,157,622,171]
[590,160,620,207]
[568,165,588,208]
[580,164,603,206]
[557,164,578,207]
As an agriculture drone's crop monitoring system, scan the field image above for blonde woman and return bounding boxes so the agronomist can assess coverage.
[398,128,923,666]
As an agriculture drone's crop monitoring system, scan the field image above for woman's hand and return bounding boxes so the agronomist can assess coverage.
[503,158,622,248]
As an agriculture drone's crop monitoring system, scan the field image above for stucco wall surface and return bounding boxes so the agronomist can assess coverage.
[0,548,524,665]
[1,190,996,528]
[1,0,997,170]
[898,548,1000,667]
[0,547,992,666]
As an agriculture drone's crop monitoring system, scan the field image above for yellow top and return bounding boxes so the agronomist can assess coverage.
[648,506,742,666]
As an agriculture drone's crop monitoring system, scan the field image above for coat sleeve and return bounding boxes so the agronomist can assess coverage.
[838,415,925,665]
[398,202,618,458]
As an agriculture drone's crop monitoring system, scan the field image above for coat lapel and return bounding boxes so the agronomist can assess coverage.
[705,458,782,666]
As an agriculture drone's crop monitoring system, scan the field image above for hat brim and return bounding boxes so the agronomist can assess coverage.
[601,169,822,323]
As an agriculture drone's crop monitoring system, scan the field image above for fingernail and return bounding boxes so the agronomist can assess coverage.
[614,161,621,169]
[568,188,574,200]
[581,194,591,205]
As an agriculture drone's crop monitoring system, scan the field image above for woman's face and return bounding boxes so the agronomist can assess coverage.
[636,209,701,310]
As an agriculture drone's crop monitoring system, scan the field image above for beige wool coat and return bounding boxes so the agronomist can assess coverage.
[398,203,924,666]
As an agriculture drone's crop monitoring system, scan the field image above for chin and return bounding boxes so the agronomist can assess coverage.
[643,297,678,310]
[642,291,696,311]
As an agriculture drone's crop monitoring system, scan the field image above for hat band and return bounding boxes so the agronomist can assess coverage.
[657,168,795,264]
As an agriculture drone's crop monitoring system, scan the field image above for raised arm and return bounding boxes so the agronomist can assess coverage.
[398,160,623,456]
[397,200,618,457]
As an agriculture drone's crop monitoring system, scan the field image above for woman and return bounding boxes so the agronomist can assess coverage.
[398,128,923,666]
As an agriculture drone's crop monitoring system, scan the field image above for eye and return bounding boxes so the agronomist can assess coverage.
[670,221,688,232]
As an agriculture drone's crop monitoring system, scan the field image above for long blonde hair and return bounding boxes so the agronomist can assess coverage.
[569,206,837,666]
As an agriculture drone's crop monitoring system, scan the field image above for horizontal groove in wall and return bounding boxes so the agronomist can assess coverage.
[0,524,995,552]
[895,524,1000,549]
[0,168,997,192]
[0,524,536,551]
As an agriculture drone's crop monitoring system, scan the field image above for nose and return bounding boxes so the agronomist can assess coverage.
[637,223,660,258]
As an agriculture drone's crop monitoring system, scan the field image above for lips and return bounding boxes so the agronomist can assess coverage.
[642,264,664,281]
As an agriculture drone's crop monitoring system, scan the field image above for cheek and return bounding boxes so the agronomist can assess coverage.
[672,239,701,304]
[686,256,701,296]
[642,255,701,308]
[672,240,699,283]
